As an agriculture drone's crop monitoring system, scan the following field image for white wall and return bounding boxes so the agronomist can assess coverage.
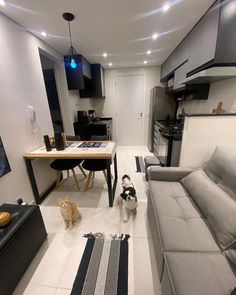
[0,14,74,204]
[181,77,236,113]
[180,115,236,167]
[71,66,161,144]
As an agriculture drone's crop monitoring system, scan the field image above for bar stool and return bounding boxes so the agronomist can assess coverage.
[82,135,109,191]
[50,135,86,191]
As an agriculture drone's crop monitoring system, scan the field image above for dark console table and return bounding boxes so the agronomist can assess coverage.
[0,204,47,295]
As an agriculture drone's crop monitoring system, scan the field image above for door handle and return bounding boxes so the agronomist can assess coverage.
[138,112,143,117]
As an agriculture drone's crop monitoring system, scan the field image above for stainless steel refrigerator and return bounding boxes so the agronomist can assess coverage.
[147,86,176,152]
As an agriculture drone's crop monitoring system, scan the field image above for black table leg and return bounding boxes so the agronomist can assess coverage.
[25,158,57,204]
[25,158,40,204]
[106,159,113,207]
[106,153,118,207]
[113,153,118,198]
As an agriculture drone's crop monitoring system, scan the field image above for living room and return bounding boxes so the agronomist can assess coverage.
[0,1,236,295]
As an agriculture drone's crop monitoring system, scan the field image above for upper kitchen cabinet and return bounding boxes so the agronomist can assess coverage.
[185,1,219,75]
[173,61,189,90]
[161,0,236,83]
[91,64,105,98]
[64,54,91,90]
[214,0,236,64]
[161,42,188,79]
[79,64,105,98]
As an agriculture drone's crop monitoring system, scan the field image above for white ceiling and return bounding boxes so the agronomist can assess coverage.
[1,0,215,68]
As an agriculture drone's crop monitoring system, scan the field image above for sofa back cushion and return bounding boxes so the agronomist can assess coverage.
[181,169,236,250]
[204,146,236,200]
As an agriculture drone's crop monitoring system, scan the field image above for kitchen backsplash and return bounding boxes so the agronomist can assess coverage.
[68,91,105,119]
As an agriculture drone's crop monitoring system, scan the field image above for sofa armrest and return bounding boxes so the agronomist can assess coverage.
[147,166,194,182]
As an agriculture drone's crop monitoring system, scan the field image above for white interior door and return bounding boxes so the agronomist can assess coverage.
[115,74,145,145]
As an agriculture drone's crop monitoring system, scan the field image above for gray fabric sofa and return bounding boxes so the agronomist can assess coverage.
[147,146,236,295]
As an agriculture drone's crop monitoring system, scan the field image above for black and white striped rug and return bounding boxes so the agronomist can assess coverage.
[71,233,130,295]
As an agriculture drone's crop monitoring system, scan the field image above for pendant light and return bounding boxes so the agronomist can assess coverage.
[62,12,77,69]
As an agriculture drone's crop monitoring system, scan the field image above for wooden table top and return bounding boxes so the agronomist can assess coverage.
[24,141,117,159]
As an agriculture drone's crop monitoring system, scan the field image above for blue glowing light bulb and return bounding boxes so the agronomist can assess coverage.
[70,58,77,69]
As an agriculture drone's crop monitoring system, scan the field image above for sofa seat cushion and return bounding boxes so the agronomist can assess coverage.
[149,181,201,219]
[149,181,220,253]
[163,252,236,295]
[181,169,236,250]
[158,215,220,252]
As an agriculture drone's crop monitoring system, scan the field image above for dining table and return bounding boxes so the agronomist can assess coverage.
[23,141,118,207]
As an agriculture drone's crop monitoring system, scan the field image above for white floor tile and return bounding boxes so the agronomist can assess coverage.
[59,237,87,289]
[55,289,71,295]
[23,284,57,295]
[133,237,155,295]
[30,233,76,287]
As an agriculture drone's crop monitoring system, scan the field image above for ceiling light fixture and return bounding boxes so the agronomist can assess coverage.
[62,12,77,69]
[162,3,170,12]
[152,33,159,40]
[147,50,151,55]
[144,60,147,64]
[41,31,47,37]
[109,62,112,66]
[103,52,108,58]
[0,0,6,7]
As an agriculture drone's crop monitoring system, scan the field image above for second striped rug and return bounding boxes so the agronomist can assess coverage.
[71,233,130,295]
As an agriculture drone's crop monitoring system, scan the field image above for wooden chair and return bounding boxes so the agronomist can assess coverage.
[50,135,86,191]
[82,135,109,191]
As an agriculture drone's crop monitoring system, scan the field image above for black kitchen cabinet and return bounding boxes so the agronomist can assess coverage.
[91,64,105,98]
[64,54,91,90]
[79,64,105,98]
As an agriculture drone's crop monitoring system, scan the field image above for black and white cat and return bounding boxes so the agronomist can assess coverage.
[120,174,138,222]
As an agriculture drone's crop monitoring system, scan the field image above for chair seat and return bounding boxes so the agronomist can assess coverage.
[82,159,106,171]
[50,159,82,171]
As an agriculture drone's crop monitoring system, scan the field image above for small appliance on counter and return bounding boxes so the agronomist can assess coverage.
[88,109,96,122]
[77,111,89,124]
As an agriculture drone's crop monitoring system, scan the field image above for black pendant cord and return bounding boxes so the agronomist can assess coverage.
[68,21,73,49]
[62,12,76,56]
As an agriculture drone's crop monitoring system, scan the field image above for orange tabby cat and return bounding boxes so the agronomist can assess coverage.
[58,196,81,230]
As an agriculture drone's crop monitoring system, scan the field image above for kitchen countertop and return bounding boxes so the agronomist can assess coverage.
[185,113,236,117]
[95,117,112,121]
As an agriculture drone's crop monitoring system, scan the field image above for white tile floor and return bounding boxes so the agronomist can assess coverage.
[13,146,161,295]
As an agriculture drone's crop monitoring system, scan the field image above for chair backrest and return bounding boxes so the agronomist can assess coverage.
[66,135,81,141]
[91,135,109,140]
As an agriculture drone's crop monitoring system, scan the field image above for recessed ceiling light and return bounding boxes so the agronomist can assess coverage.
[162,3,170,12]
[147,50,151,55]
[109,62,112,66]
[144,60,147,64]
[152,33,159,40]
[0,0,6,7]
[41,31,47,37]
[103,52,107,58]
